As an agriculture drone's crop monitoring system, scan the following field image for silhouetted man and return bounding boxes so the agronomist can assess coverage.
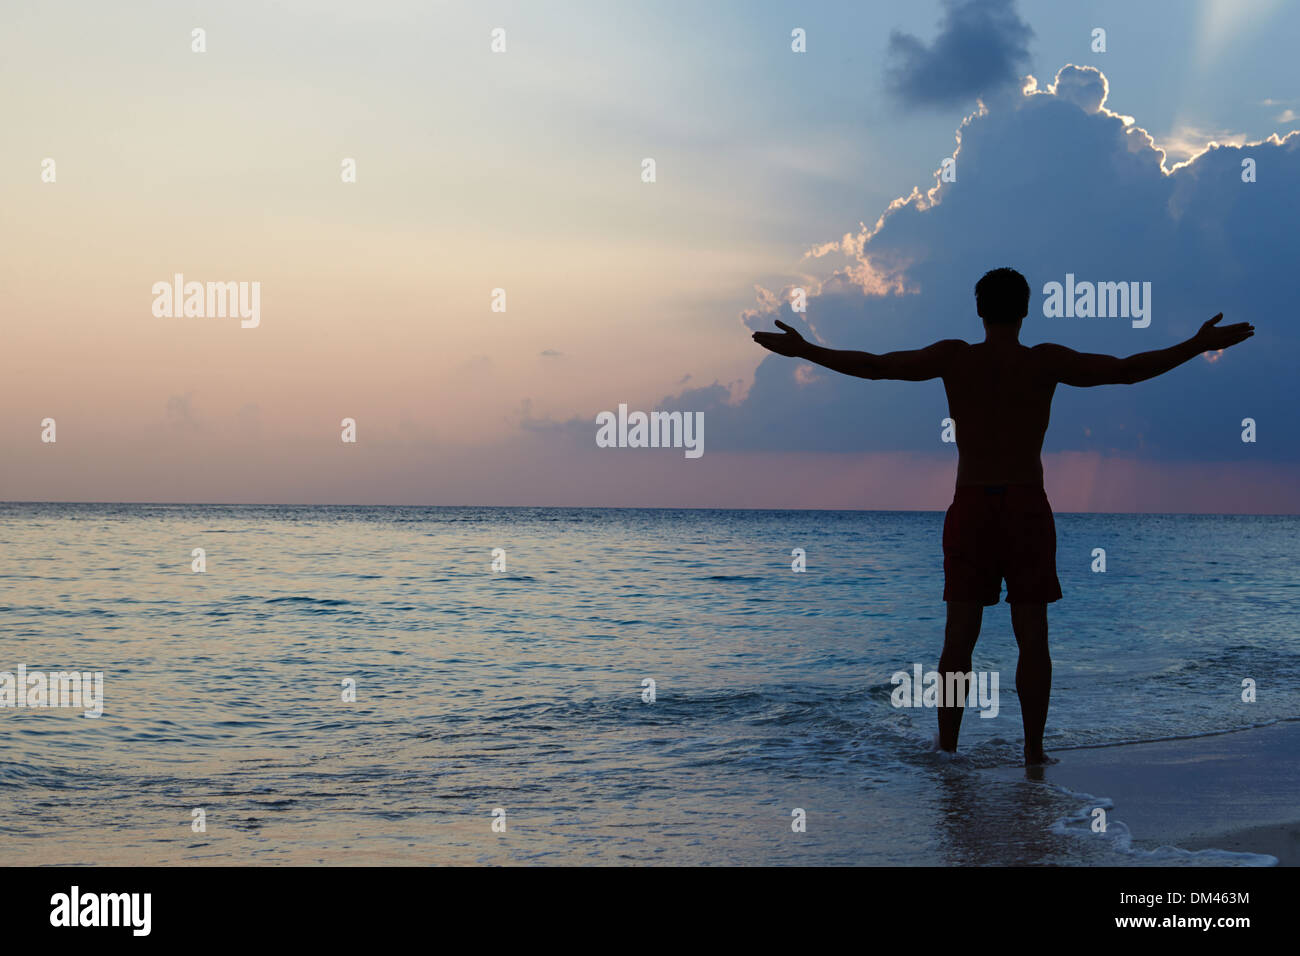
[753,267,1254,764]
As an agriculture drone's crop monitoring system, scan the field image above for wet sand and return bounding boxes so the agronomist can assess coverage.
[993,720,1300,864]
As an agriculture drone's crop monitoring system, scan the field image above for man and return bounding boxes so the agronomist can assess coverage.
[752,267,1254,764]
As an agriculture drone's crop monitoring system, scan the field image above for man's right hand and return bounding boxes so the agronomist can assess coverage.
[1194,313,1254,352]
[752,319,808,357]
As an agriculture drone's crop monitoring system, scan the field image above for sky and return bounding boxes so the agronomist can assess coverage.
[1,0,1297,511]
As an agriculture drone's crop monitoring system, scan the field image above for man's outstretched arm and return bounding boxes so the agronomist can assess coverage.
[1039,313,1254,387]
[752,320,961,381]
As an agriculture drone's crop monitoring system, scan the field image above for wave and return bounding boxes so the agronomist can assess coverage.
[1045,784,1278,867]
[1048,716,1300,753]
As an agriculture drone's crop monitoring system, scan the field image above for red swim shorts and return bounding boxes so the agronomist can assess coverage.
[942,484,1062,606]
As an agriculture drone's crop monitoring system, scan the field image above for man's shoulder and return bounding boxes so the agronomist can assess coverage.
[1027,342,1075,368]
[1029,341,1072,355]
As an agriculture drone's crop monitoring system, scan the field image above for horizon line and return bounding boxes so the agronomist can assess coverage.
[0,500,1295,517]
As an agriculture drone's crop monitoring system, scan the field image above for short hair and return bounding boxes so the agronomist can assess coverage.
[974,268,1030,324]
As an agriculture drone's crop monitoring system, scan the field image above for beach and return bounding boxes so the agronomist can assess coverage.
[1014,720,1300,865]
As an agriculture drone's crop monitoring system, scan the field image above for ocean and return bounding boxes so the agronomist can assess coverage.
[1,503,1296,865]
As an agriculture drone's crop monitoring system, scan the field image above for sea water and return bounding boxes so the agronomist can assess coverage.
[0,504,1295,865]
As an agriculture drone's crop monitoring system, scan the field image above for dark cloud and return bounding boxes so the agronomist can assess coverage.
[885,0,1034,109]
[667,65,1299,463]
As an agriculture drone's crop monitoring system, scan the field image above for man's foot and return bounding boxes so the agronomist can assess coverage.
[1024,749,1058,766]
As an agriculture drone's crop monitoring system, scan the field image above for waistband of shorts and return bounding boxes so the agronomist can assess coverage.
[952,483,1048,500]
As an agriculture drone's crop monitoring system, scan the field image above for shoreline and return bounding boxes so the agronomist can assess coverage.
[1031,720,1300,865]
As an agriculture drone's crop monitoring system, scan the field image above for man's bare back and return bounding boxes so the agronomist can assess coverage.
[942,340,1054,488]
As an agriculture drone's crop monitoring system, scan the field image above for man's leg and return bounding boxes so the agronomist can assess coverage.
[1010,602,1051,764]
[938,599,983,753]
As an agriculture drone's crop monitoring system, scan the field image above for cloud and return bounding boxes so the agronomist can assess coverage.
[885,0,1034,109]
[660,64,1299,464]
[1047,63,1107,114]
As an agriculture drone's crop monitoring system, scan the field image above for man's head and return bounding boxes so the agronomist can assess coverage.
[975,267,1030,326]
